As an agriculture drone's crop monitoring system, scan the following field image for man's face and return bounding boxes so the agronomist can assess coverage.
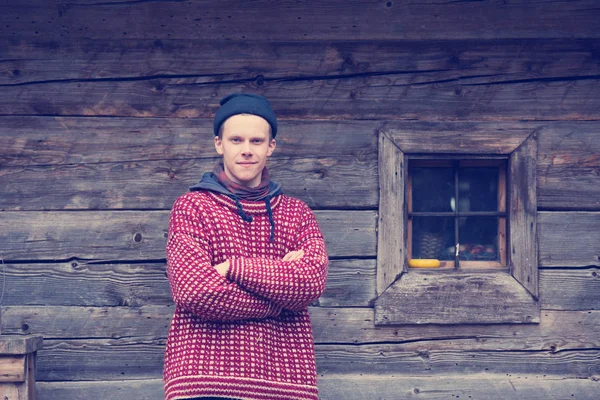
[215,114,276,188]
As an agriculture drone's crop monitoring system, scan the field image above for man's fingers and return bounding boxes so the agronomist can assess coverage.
[283,250,304,261]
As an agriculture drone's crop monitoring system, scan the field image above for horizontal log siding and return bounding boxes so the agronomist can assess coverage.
[35,375,600,400]
[2,119,599,210]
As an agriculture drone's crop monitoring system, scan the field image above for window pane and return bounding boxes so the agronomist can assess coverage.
[412,168,454,212]
[458,217,499,261]
[458,167,498,212]
[412,216,455,260]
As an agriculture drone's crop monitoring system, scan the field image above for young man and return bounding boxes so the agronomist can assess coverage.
[163,93,329,400]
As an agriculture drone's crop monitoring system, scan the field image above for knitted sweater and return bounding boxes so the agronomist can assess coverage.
[164,191,328,400]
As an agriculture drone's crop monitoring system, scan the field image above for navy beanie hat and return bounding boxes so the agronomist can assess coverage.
[213,93,278,138]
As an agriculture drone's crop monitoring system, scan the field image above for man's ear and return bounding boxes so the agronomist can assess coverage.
[267,139,276,157]
[214,136,223,155]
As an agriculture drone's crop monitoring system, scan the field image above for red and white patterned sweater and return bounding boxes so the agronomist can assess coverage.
[164,191,328,400]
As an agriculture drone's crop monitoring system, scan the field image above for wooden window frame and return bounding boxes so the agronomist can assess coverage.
[375,125,539,325]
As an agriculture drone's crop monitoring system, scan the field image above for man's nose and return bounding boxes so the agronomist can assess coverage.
[241,141,252,155]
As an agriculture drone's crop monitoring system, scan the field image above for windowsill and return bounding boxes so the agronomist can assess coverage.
[374,270,540,325]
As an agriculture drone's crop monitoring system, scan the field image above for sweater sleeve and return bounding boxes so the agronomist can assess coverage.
[227,202,328,313]
[166,194,282,322]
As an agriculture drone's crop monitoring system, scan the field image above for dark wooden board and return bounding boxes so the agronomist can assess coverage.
[537,124,600,211]
[0,210,377,261]
[0,259,376,308]
[316,345,600,376]
[2,39,598,86]
[1,39,599,120]
[1,263,597,311]
[0,156,378,210]
[375,272,539,325]
[3,119,600,211]
[2,68,598,121]
[540,268,600,311]
[0,335,43,355]
[2,1,599,40]
[34,375,600,400]
[32,339,600,380]
[317,374,600,400]
[4,306,598,352]
[539,212,600,267]
[0,117,378,166]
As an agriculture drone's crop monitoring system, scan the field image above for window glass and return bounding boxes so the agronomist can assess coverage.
[412,216,455,260]
[412,167,454,212]
[457,216,499,261]
[458,167,498,212]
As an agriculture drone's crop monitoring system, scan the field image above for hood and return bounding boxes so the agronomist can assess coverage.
[189,172,283,199]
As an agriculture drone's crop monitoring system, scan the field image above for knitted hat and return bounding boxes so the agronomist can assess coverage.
[213,93,278,138]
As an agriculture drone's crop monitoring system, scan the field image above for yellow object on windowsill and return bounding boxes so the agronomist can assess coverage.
[409,259,441,268]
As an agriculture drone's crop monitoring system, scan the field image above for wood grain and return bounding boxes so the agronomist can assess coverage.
[2,70,598,121]
[34,375,600,400]
[0,259,376,308]
[375,272,539,325]
[1,266,597,311]
[0,156,378,210]
[509,134,538,298]
[0,356,25,382]
[3,118,600,211]
[0,117,378,166]
[4,307,598,352]
[1,38,599,120]
[540,268,600,311]
[376,131,405,295]
[32,339,600,380]
[539,212,600,267]
[2,1,599,40]
[0,210,377,261]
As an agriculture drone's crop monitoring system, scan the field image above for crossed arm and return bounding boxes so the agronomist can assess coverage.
[166,195,328,322]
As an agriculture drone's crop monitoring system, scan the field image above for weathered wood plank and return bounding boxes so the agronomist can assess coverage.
[2,69,598,121]
[317,259,376,307]
[317,346,600,376]
[0,156,378,210]
[0,210,377,261]
[0,335,43,355]
[0,117,378,166]
[376,131,405,295]
[1,264,597,311]
[0,259,375,308]
[318,374,600,400]
[4,307,599,352]
[3,39,598,87]
[0,356,25,382]
[510,133,538,298]
[539,212,600,267]
[375,272,539,325]
[33,339,600,380]
[1,38,599,120]
[537,124,600,210]
[540,268,600,311]
[384,124,533,154]
[2,1,599,40]
[3,118,600,211]
[33,375,600,400]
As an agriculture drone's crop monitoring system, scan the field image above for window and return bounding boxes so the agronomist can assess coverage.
[375,125,539,325]
[408,159,507,270]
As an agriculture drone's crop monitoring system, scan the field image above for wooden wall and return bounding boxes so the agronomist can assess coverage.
[1,1,599,398]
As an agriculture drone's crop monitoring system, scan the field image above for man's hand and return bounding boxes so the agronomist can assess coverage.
[282,249,304,262]
[214,260,230,277]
